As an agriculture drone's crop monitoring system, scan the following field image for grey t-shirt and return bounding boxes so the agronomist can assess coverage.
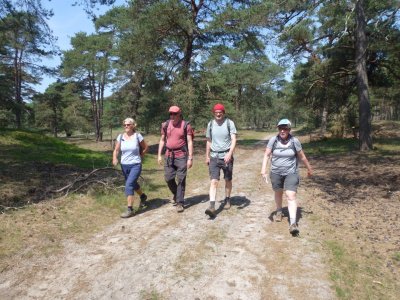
[206,118,237,159]
[267,135,302,175]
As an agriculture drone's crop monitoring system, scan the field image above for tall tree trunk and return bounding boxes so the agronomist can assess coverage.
[181,0,203,80]
[97,79,105,142]
[130,70,143,119]
[52,105,58,138]
[235,84,242,113]
[182,34,193,80]
[13,49,23,128]
[320,100,329,135]
[89,72,100,141]
[355,0,372,151]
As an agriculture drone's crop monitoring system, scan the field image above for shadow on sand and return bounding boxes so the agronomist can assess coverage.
[206,195,251,220]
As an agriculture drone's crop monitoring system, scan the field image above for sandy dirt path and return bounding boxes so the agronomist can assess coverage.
[1,138,334,300]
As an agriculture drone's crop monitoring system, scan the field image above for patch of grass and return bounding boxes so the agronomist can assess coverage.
[302,136,400,157]
[303,138,358,156]
[297,121,400,157]
[326,240,345,260]
[373,138,400,153]
[393,252,400,262]
[314,197,399,299]
[325,240,356,299]
[0,129,109,169]
[236,129,274,147]
[0,194,121,272]
[139,289,164,300]
[92,191,125,211]
[238,129,273,140]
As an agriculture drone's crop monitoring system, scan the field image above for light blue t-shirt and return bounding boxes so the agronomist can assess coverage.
[206,118,237,159]
[117,133,143,165]
[267,135,302,175]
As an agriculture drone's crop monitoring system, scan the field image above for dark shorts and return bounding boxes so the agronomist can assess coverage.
[270,172,299,192]
[209,157,234,181]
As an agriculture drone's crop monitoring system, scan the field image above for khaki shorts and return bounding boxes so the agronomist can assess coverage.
[270,172,299,192]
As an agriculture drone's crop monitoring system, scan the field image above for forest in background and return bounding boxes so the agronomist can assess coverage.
[0,0,399,150]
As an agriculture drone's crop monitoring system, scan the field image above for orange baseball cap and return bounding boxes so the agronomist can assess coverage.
[168,106,181,113]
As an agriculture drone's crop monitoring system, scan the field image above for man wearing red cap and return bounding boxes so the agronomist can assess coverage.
[158,105,194,212]
[205,103,237,218]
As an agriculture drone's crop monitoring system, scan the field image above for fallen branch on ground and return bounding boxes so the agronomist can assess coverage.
[0,204,28,212]
[51,167,121,196]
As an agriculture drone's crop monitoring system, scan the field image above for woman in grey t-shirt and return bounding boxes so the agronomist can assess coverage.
[260,119,313,235]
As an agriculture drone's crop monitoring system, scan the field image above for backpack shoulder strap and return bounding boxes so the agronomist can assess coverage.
[271,135,279,152]
[226,118,231,136]
[163,119,170,142]
[136,132,143,154]
[208,119,213,140]
[163,120,170,133]
[290,136,298,156]
[183,120,188,144]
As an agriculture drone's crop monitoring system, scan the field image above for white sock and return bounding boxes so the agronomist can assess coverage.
[288,199,297,225]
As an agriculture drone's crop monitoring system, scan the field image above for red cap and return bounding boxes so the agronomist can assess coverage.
[168,105,181,113]
[213,103,225,112]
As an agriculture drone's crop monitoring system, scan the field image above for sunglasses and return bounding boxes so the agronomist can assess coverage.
[123,124,132,127]
[278,126,289,131]
[169,112,178,116]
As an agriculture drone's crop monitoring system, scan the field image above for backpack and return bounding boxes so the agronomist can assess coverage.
[118,132,143,155]
[208,118,231,141]
[162,119,193,153]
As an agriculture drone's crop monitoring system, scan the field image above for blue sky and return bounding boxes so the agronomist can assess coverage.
[38,0,125,93]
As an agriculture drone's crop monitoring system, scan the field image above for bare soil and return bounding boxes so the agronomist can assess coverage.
[1,124,399,299]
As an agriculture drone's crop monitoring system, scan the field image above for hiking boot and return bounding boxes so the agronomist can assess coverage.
[224,197,231,209]
[120,209,135,218]
[205,206,216,218]
[140,193,148,207]
[170,194,177,205]
[176,203,184,213]
[275,210,283,222]
[289,223,299,235]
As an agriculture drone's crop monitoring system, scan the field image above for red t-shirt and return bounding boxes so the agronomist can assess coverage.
[161,120,193,158]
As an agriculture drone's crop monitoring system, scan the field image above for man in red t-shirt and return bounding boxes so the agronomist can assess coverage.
[158,106,194,212]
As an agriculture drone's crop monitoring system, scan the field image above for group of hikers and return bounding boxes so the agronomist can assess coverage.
[112,103,313,235]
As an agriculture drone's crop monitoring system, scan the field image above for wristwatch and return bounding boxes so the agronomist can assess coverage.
[188,157,193,160]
